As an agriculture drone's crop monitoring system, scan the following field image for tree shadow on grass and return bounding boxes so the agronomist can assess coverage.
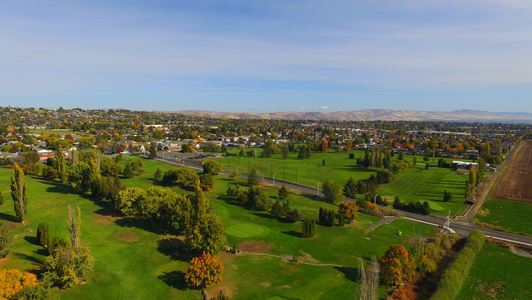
[157,238,194,262]
[158,270,189,290]
[282,230,301,238]
[24,235,40,246]
[114,217,164,235]
[0,212,19,223]
[334,266,359,283]
[11,252,42,265]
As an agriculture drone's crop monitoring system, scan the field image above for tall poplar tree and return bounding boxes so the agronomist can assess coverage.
[10,163,28,223]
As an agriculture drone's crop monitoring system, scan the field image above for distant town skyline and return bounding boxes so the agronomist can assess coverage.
[1,0,532,113]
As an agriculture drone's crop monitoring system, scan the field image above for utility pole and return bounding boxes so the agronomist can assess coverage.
[317,182,321,197]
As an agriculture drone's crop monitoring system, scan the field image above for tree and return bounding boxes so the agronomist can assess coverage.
[443,190,453,202]
[338,201,357,224]
[203,160,222,175]
[10,163,27,223]
[318,207,336,226]
[343,177,357,198]
[199,172,214,192]
[248,168,261,186]
[0,269,38,299]
[322,180,342,203]
[153,168,163,182]
[278,185,289,199]
[0,188,4,206]
[185,252,224,290]
[68,205,81,249]
[380,244,414,286]
[56,150,67,183]
[358,256,379,300]
[37,223,50,248]
[0,222,9,258]
[149,142,157,158]
[321,138,329,152]
[301,218,315,238]
[185,187,225,254]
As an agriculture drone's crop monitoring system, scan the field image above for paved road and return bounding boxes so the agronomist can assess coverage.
[149,154,532,247]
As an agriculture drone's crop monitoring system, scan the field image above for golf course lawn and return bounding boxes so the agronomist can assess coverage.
[475,197,532,236]
[0,157,437,299]
[457,243,532,300]
[377,165,468,215]
[0,166,199,300]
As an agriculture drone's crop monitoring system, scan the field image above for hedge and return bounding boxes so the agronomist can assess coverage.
[430,230,485,300]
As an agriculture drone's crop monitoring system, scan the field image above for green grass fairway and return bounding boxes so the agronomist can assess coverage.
[0,157,437,299]
[475,197,532,236]
[226,223,270,238]
[457,243,532,300]
[219,150,376,188]
[377,165,468,215]
[0,166,201,300]
[26,128,74,135]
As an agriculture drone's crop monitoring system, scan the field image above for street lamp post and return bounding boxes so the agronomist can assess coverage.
[272,173,277,186]
[317,182,321,197]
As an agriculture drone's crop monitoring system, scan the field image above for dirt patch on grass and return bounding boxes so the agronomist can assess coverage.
[476,281,506,299]
[117,231,139,243]
[205,285,233,299]
[238,241,272,253]
[94,214,117,225]
[298,251,321,264]
[492,140,532,202]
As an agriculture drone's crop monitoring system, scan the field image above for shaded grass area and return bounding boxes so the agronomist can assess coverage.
[377,166,468,215]
[457,243,532,300]
[475,197,532,236]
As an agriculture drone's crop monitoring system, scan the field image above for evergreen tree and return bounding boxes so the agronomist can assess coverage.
[68,205,81,249]
[301,219,315,238]
[56,150,67,183]
[278,185,289,199]
[149,142,157,158]
[343,177,357,198]
[10,163,27,223]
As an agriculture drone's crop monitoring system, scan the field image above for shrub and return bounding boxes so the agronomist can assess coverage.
[0,269,38,299]
[301,219,315,238]
[37,223,50,248]
[322,180,342,203]
[430,230,485,300]
[0,222,9,258]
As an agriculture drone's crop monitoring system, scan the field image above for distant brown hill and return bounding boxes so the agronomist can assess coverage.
[177,109,532,123]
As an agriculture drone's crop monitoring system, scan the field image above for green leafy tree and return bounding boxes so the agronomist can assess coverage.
[149,142,157,158]
[322,180,342,203]
[0,222,9,258]
[185,187,225,254]
[37,223,50,248]
[203,160,222,175]
[153,168,163,182]
[10,163,28,223]
[247,168,261,186]
[56,150,67,183]
[68,205,81,249]
[278,185,289,199]
[343,177,357,198]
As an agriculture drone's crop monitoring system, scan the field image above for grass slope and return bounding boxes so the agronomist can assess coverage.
[475,197,532,236]
[457,243,532,300]
[377,165,467,215]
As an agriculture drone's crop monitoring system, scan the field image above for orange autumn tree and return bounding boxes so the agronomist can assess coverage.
[185,252,224,289]
[337,200,357,224]
[0,269,38,299]
[379,244,415,286]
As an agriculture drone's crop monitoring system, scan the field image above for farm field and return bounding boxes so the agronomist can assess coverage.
[0,157,437,299]
[475,197,532,236]
[377,165,468,215]
[492,140,532,202]
[457,243,532,300]
[477,140,532,236]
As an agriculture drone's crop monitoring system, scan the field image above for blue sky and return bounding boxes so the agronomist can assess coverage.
[1,0,532,112]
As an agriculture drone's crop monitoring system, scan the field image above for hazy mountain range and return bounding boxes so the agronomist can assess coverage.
[177,109,532,123]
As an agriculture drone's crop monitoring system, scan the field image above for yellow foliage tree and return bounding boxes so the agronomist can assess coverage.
[184,252,224,289]
[0,269,38,299]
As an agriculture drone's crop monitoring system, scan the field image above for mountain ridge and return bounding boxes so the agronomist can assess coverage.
[176,109,532,123]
